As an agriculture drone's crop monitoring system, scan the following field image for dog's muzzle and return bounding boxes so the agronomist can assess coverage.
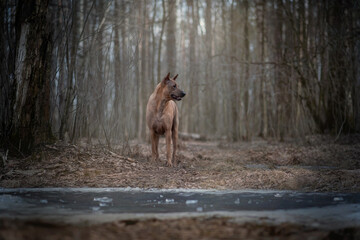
[171,91,186,101]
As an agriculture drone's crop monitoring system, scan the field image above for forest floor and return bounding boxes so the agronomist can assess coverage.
[1,134,360,239]
[2,217,359,240]
[1,134,360,191]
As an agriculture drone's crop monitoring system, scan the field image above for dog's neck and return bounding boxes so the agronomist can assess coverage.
[157,99,168,115]
[155,85,169,116]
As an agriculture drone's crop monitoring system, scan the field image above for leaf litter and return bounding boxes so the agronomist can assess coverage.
[1,135,359,192]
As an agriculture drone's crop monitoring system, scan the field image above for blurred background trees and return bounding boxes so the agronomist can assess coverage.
[1,0,359,153]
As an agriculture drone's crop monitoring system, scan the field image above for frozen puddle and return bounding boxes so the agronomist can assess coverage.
[244,164,339,170]
[0,188,359,229]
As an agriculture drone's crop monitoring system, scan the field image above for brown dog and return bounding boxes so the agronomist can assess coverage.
[146,72,186,166]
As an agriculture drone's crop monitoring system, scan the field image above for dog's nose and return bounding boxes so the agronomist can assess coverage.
[181,91,186,97]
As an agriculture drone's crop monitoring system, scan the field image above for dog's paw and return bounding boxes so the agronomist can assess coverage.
[166,161,173,167]
[151,157,159,163]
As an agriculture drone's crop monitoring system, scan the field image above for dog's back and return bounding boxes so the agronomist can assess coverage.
[146,84,178,132]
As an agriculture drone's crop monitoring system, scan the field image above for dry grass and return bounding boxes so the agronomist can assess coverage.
[1,135,359,192]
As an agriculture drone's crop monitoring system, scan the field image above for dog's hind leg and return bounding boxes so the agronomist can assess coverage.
[172,109,179,166]
[151,131,159,162]
[154,133,159,161]
[172,127,178,166]
[165,130,173,167]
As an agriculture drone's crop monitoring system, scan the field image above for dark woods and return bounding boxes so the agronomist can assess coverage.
[0,0,359,154]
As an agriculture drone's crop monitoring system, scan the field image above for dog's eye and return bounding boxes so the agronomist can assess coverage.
[173,84,176,88]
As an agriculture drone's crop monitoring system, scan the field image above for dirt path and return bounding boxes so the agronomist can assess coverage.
[3,217,359,240]
[1,135,359,192]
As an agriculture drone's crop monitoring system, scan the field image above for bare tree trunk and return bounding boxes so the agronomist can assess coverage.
[94,0,105,138]
[11,0,54,153]
[326,0,350,134]
[166,0,176,73]
[0,1,16,147]
[157,0,166,82]
[188,0,199,134]
[59,0,79,140]
[221,0,229,138]
[120,0,129,139]
[113,0,122,140]
[230,0,239,141]
[274,0,285,141]
[73,0,94,141]
[354,4,360,132]
[257,0,267,138]
[205,0,214,134]
[138,0,149,140]
[150,0,157,90]
[243,0,250,141]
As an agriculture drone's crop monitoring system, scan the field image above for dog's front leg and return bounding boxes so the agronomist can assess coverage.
[165,130,172,167]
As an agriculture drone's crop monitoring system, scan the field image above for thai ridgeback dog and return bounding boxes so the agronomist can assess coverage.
[146,72,186,167]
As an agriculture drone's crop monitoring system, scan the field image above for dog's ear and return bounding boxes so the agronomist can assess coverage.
[162,72,171,84]
[173,74,178,80]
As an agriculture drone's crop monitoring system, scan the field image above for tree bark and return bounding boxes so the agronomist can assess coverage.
[166,0,177,73]
[157,0,166,82]
[243,0,250,141]
[230,0,239,141]
[205,0,215,134]
[11,0,54,154]
[257,0,268,138]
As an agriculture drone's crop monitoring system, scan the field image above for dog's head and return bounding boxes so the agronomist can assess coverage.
[162,72,186,101]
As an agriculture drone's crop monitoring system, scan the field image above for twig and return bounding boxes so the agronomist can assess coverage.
[334,119,346,142]
[105,149,136,163]
[101,123,111,149]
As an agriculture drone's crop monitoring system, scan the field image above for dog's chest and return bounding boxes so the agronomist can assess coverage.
[152,118,166,135]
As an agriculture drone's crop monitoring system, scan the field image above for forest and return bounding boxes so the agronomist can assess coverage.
[0,0,359,153]
[1,1,360,239]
